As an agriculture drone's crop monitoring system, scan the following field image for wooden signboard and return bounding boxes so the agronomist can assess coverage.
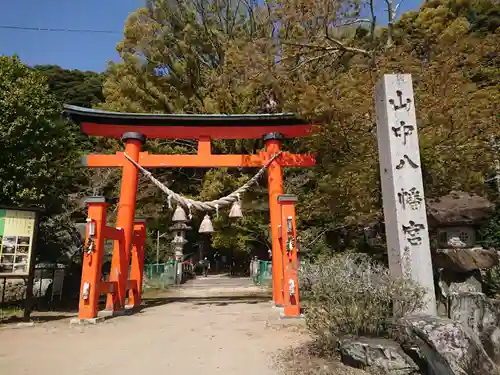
[0,209,37,276]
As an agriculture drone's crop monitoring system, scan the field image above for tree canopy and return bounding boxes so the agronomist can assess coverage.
[2,0,498,261]
[0,56,80,209]
[33,65,104,108]
[92,0,499,257]
[0,57,88,261]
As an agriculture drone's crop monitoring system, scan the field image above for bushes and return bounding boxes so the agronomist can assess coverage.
[479,207,500,298]
[299,253,426,347]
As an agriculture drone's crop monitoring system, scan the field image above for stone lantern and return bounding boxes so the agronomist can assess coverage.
[170,206,191,262]
[427,191,498,312]
[428,191,497,285]
[427,191,500,356]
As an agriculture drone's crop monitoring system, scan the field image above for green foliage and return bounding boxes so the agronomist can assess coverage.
[0,56,79,208]
[94,0,499,258]
[480,207,500,250]
[34,64,109,155]
[479,207,500,297]
[0,57,87,262]
[33,65,104,108]
[0,0,497,268]
[483,265,500,299]
[299,253,426,347]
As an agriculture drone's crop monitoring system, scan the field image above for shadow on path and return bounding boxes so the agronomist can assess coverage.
[0,313,76,325]
[140,294,271,310]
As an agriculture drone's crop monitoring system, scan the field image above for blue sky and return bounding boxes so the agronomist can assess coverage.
[0,0,423,73]
[0,0,142,72]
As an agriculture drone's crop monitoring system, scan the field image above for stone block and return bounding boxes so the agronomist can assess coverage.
[439,269,483,298]
[0,279,27,302]
[339,337,420,374]
[481,326,500,365]
[447,292,500,366]
[448,292,500,334]
[435,248,499,273]
[396,314,498,375]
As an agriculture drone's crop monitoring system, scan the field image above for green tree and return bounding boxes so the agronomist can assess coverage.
[98,0,499,258]
[97,0,280,257]
[0,56,83,261]
[33,65,104,108]
[33,64,112,155]
[0,56,79,208]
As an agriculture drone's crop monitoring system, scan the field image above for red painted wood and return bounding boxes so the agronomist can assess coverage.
[81,123,313,139]
[83,152,316,168]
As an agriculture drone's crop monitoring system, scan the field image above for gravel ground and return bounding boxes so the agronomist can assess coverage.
[0,275,306,375]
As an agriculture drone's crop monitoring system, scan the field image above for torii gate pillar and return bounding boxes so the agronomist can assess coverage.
[106,132,145,310]
[265,132,285,306]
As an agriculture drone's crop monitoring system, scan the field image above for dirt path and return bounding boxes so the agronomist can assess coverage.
[0,275,306,375]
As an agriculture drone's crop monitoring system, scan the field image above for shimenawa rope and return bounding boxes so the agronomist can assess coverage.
[123,151,282,213]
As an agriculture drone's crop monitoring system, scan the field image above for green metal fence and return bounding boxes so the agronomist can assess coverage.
[250,260,272,287]
[143,261,178,289]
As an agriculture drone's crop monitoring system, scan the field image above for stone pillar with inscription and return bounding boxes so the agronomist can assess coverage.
[375,74,437,315]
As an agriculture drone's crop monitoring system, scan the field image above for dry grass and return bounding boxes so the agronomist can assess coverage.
[299,253,426,347]
[273,341,371,375]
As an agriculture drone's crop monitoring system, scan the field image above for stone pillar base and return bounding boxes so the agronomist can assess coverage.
[70,305,138,325]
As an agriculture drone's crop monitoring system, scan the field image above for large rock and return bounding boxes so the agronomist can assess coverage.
[448,292,500,365]
[481,326,500,365]
[434,248,499,273]
[448,292,500,335]
[426,191,494,226]
[339,337,419,374]
[439,270,483,297]
[395,314,498,375]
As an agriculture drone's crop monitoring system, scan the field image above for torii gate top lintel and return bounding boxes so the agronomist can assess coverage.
[64,105,316,169]
[63,104,313,140]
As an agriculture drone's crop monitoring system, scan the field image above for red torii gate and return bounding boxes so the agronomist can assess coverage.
[64,105,315,321]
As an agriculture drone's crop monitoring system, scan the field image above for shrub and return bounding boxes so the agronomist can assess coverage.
[479,208,500,298]
[483,265,500,298]
[299,253,426,347]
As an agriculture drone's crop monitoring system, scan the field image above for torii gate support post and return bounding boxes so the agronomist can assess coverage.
[78,197,109,320]
[128,219,146,306]
[106,132,145,311]
[278,194,301,318]
[265,132,285,306]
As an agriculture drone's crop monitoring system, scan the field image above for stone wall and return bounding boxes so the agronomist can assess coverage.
[0,277,54,303]
[0,278,27,303]
[448,292,500,364]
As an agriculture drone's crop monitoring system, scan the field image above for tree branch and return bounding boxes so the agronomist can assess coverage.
[369,0,377,40]
[289,51,341,72]
[281,41,333,51]
[394,0,405,14]
[325,35,372,55]
[282,40,371,56]
[338,19,373,27]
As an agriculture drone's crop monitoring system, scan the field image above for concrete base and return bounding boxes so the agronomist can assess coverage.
[70,305,139,325]
[279,312,305,320]
[70,316,106,325]
[98,305,137,318]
